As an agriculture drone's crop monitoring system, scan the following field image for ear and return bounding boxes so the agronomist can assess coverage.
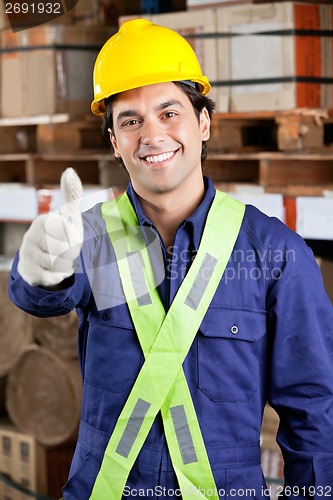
[108,128,121,158]
[199,108,210,141]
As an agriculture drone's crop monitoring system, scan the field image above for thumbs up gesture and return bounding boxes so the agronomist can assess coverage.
[18,168,84,287]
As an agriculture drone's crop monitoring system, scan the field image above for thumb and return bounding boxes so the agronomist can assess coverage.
[60,167,83,227]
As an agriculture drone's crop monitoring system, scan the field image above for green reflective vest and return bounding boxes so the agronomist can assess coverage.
[89,189,245,499]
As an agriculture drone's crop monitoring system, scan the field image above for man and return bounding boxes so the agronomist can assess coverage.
[8,18,333,500]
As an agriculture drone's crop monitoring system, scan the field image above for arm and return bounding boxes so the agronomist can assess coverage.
[8,251,89,317]
[8,168,90,317]
[267,231,333,497]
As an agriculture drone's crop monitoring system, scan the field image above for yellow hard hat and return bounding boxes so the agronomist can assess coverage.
[91,18,211,116]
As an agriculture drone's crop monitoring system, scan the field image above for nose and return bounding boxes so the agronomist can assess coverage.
[140,117,164,147]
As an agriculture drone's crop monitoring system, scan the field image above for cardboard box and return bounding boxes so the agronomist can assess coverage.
[316,257,333,305]
[0,1,10,30]
[188,0,331,7]
[0,420,47,498]
[188,0,256,8]
[120,9,220,108]
[296,196,333,240]
[0,24,113,118]
[0,419,75,499]
[230,189,285,222]
[0,420,16,479]
[14,433,47,499]
[0,0,91,32]
[70,0,101,25]
[0,185,38,222]
[216,2,333,111]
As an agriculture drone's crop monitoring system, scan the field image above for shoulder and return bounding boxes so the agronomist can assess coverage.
[239,202,317,272]
[241,202,304,249]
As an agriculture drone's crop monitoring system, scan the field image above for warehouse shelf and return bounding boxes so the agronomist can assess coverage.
[205,152,333,192]
[0,114,72,126]
[1,151,333,191]
[0,152,127,187]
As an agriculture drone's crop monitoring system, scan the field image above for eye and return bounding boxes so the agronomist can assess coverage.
[164,111,177,119]
[122,119,141,127]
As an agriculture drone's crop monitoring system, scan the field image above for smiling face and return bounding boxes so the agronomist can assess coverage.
[109,82,210,199]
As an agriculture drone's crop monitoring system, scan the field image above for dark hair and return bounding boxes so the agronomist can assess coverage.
[101,81,215,169]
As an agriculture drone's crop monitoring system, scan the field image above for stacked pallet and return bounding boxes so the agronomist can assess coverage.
[123,3,333,245]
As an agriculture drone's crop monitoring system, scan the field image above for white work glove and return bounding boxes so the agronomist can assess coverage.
[18,167,83,287]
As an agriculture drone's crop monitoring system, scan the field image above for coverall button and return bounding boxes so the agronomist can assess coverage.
[230,325,239,335]
[101,312,110,321]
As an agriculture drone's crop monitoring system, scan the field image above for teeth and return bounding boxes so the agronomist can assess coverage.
[145,151,174,163]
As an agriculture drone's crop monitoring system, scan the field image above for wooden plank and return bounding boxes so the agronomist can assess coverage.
[203,158,259,183]
[31,159,100,186]
[259,157,333,186]
[265,184,333,197]
[284,197,297,232]
[0,151,333,192]
[37,120,107,153]
[214,182,333,197]
[0,114,71,126]
[0,154,125,187]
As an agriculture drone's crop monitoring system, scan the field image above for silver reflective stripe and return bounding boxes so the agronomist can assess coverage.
[127,251,152,306]
[116,398,151,458]
[185,253,218,311]
[170,405,198,465]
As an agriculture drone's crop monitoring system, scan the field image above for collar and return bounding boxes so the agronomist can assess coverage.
[125,176,216,251]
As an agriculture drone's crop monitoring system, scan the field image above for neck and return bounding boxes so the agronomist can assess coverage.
[137,178,205,251]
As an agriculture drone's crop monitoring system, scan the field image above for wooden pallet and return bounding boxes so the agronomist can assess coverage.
[0,152,129,188]
[36,119,108,154]
[0,115,108,154]
[1,109,333,156]
[204,152,333,193]
[0,151,332,195]
[209,109,333,153]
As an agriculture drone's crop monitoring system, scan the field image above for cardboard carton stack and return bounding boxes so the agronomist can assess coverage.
[0,418,75,499]
[0,24,113,118]
[216,1,333,112]
[0,0,121,120]
[125,1,333,113]
[0,419,47,499]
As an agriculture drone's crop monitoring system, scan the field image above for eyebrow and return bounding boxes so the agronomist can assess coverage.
[156,99,184,111]
[116,109,139,124]
[116,99,184,124]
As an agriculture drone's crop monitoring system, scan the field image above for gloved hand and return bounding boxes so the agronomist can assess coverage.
[18,167,84,287]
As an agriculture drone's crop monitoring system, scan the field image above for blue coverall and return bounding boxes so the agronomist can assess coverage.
[8,177,333,499]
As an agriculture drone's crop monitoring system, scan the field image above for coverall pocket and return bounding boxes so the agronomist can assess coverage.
[62,441,101,500]
[86,307,143,392]
[225,465,267,498]
[198,309,266,403]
